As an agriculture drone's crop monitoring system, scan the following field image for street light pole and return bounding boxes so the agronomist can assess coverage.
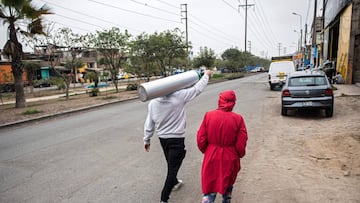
[293,30,300,52]
[292,12,303,64]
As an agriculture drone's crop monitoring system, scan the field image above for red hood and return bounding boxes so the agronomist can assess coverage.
[218,90,236,112]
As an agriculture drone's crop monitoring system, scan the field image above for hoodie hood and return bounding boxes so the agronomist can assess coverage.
[218,90,236,112]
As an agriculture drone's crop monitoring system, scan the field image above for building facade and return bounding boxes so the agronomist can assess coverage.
[318,0,360,84]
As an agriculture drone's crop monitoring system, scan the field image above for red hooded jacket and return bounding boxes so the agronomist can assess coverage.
[197,90,248,194]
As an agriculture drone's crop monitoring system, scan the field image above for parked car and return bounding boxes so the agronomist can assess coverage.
[281,70,334,117]
[116,73,135,80]
[268,61,296,90]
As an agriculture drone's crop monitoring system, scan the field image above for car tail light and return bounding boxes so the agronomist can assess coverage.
[325,88,333,96]
[282,89,290,97]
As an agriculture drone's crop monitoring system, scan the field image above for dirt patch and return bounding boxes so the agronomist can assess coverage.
[305,133,360,177]
[301,96,360,177]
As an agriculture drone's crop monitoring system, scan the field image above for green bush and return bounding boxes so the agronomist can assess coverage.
[126,83,138,91]
[212,73,224,79]
[225,73,244,80]
[50,77,66,90]
[33,79,51,88]
[22,109,43,115]
[89,88,99,97]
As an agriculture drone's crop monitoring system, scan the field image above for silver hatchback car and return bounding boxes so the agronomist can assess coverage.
[281,70,334,117]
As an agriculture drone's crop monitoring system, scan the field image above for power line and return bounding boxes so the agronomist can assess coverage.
[43,19,94,33]
[139,0,243,45]
[154,0,179,10]
[238,0,255,52]
[222,0,238,11]
[125,0,243,51]
[130,0,180,17]
[223,0,276,53]
[88,0,181,24]
[189,25,234,48]
[129,0,244,51]
[188,19,240,45]
[256,0,279,43]
[250,12,276,46]
[132,0,242,45]
[244,8,275,49]
[241,3,278,53]
[36,0,278,56]
[39,0,143,33]
[188,14,241,42]
[55,13,106,30]
[40,0,240,51]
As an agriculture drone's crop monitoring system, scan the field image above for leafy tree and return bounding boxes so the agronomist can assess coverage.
[23,61,41,93]
[54,27,83,87]
[193,46,216,69]
[84,71,98,83]
[150,29,187,76]
[131,29,187,79]
[130,32,157,81]
[63,57,83,99]
[214,58,225,70]
[0,0,52,108]
[82,27,131,92]
[221,48,270,72]
[31,27,84,100]
[84,71,99,96]
[221,48,242,72]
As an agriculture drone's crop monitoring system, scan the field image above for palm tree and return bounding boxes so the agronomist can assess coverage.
[0,0,52,108]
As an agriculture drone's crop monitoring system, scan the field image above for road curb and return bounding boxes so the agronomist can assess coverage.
[0,96,139,129]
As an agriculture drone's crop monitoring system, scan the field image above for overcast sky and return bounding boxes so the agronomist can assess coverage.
[0,0,316,59]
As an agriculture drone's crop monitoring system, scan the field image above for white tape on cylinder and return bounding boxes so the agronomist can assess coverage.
[138,70,201,102]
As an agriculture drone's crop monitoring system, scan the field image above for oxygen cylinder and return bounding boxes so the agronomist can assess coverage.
[138,70,201,102]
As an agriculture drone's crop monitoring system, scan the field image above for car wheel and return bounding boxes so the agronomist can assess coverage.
[4,85,13,92]
[281,107,287,116]
[325,106,333,117]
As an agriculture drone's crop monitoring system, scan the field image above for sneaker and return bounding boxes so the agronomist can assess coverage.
[172,179,183,191]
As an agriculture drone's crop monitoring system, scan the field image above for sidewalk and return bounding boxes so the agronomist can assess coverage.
[332,83,360,97]
[0,85,126,105]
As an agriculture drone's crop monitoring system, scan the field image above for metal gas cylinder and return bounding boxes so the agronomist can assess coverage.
[138,70,201,102]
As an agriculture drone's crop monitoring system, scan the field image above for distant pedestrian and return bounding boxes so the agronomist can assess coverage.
[334,72,343,84]
[197,90,248,203]
[143,70,212,203]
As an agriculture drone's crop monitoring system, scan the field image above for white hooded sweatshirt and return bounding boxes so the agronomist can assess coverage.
[143,74,209,144]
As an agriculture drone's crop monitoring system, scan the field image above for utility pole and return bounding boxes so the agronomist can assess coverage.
[181,4,189,70]
[304,23,307,49]
[278,43,282,56]
[292,12,303,64]
[312,0,317,67]
[239,0,255,53]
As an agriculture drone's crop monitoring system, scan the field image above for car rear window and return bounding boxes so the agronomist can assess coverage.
[269,62,295,73]
[289,76,327,86]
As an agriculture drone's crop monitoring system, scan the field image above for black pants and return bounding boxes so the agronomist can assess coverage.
[159,137,186,202]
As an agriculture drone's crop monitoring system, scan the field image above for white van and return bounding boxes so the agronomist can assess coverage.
[268,61,296,90]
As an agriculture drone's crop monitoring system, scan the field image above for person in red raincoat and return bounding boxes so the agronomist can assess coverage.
[197,90,248,203]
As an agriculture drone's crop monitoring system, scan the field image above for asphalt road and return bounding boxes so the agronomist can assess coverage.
[1,73,358,202]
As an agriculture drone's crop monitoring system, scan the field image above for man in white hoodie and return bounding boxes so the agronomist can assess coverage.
[144,69,211,203]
